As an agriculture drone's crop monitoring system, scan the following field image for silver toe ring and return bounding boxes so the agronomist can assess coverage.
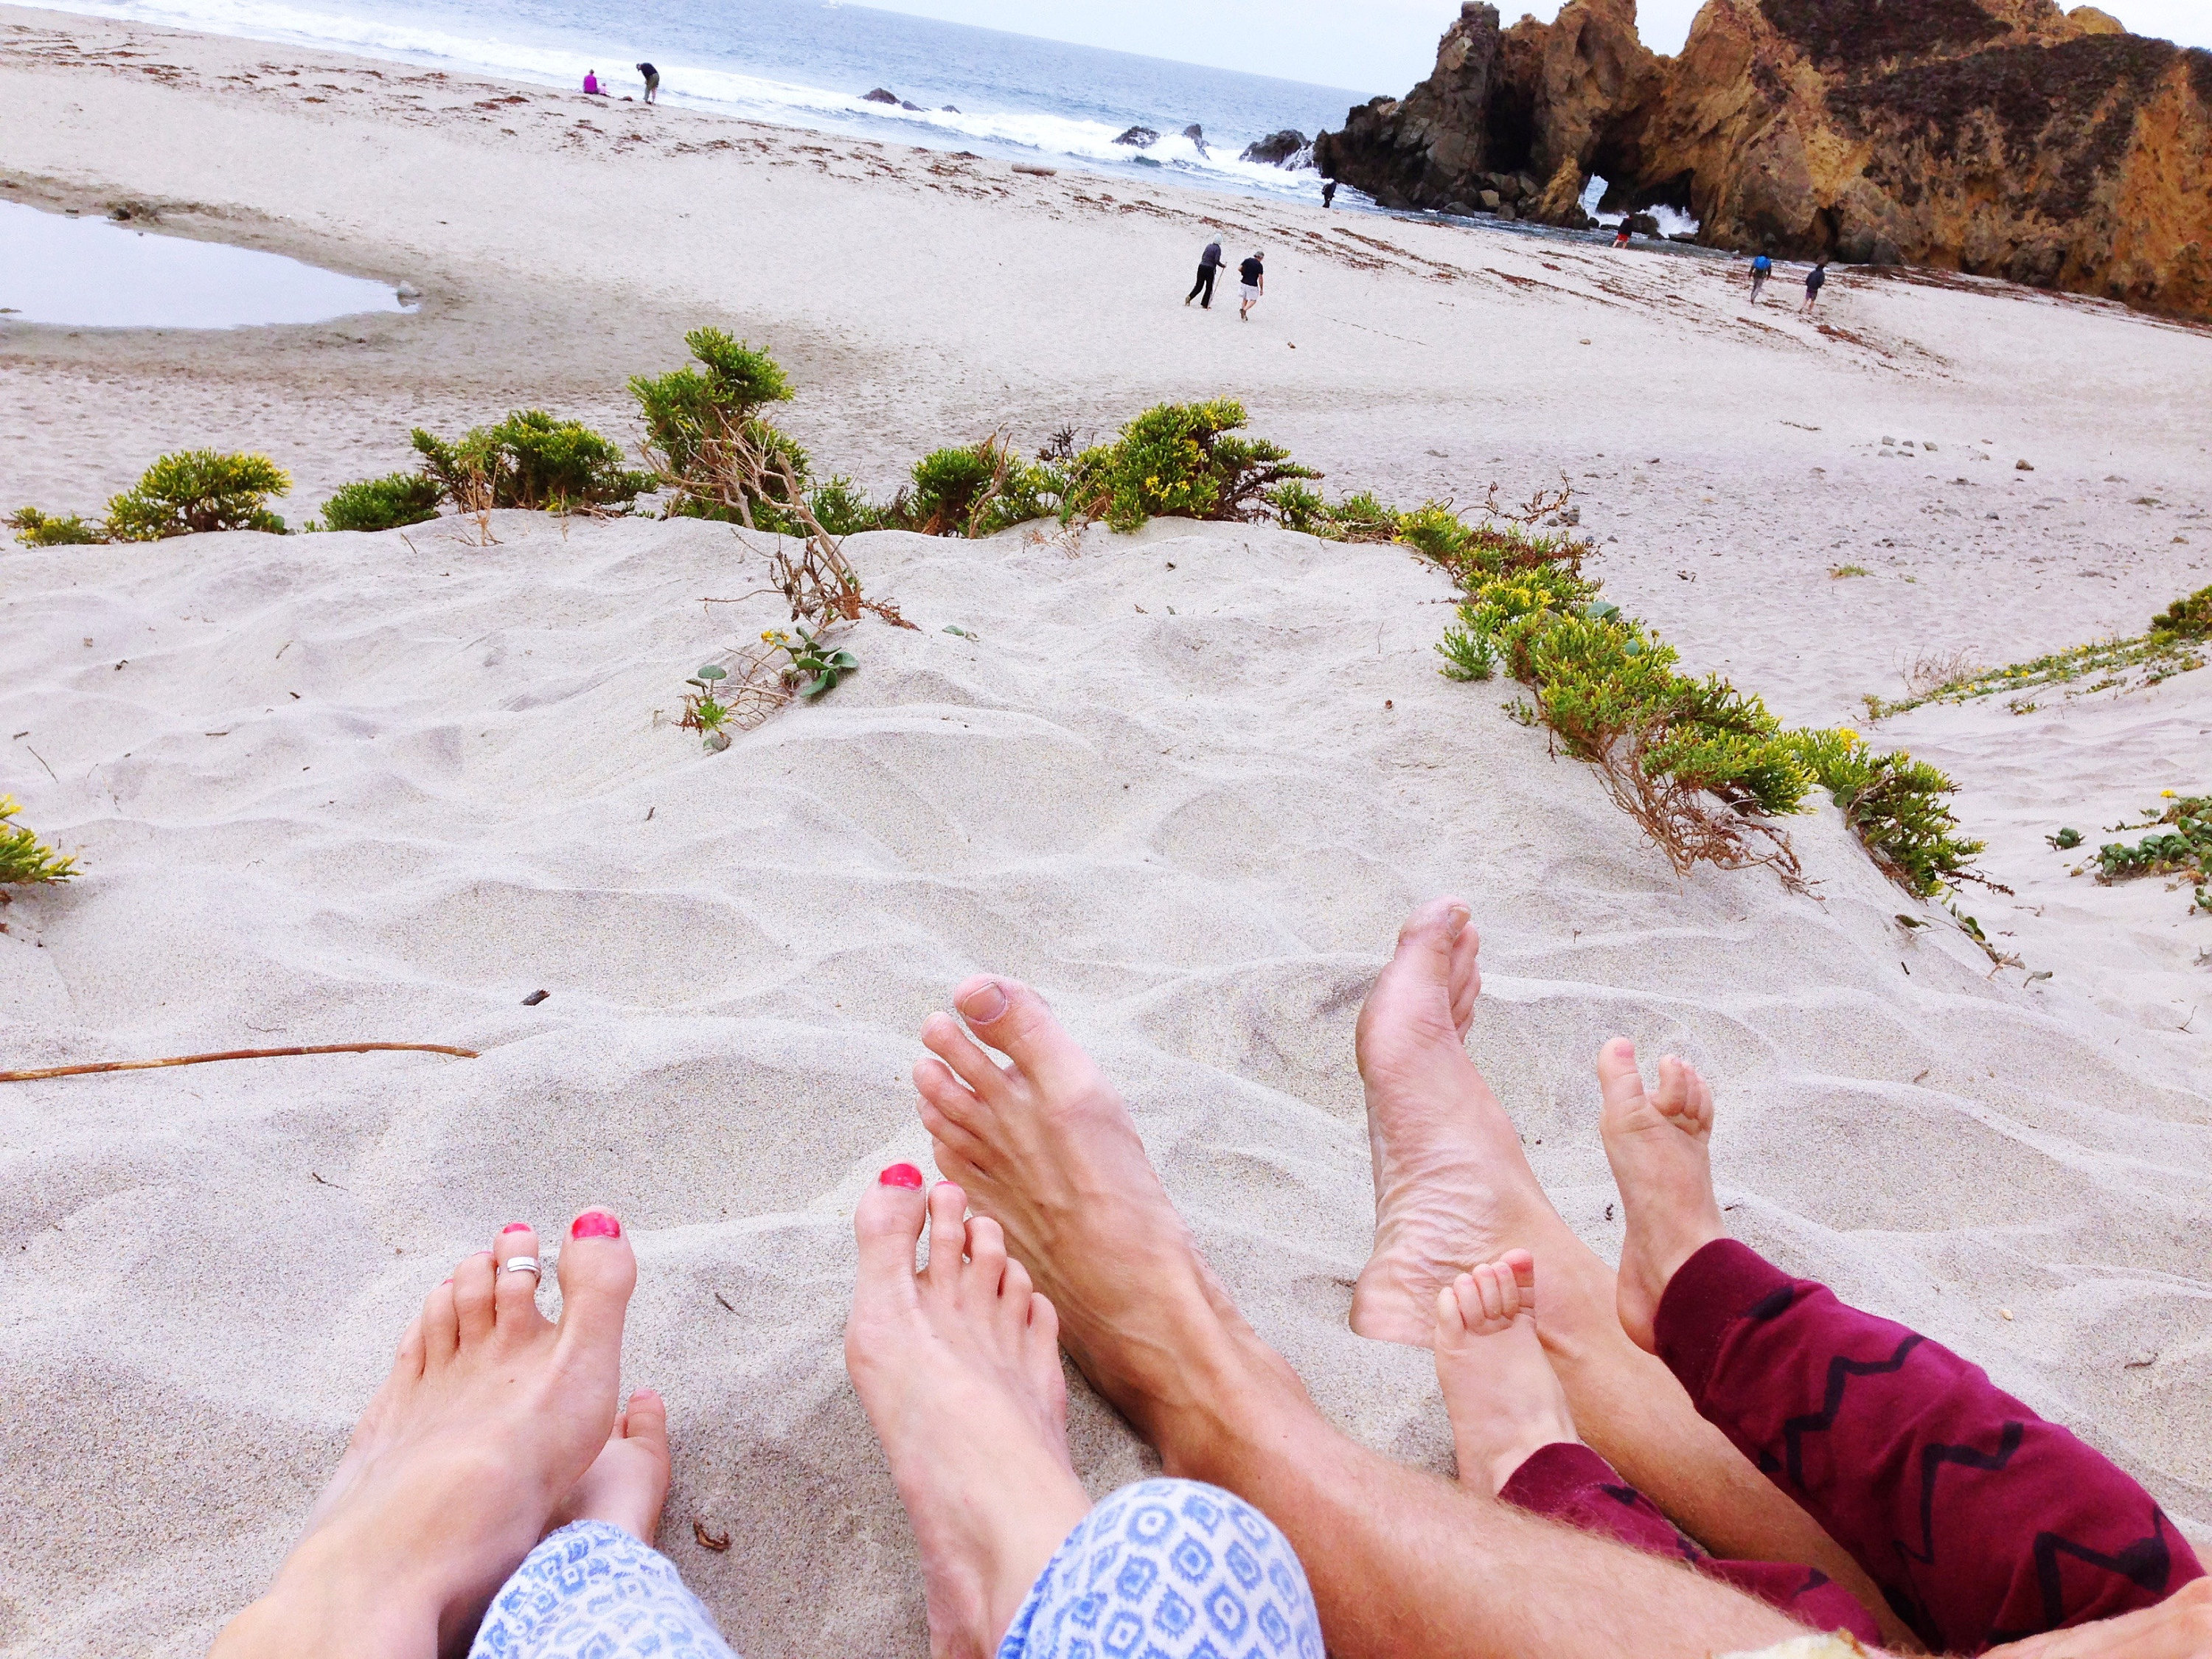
[501,1255,543,1276]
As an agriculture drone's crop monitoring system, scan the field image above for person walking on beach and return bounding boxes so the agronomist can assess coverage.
[1186,239,1222,309]
[1803,258,1829,313]
[1238,249,1265,320]
[1322,178,1338,209]
[636,62,659,103]
[1748,251,1773,305]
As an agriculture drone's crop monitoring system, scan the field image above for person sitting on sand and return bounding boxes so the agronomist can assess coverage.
[636,62,659,104]
[1433,1040,2203,1655]
[206,1203,1326,1659]
[908,900,2212,1659]
[582,69,605,96]
[1238,249,1265,321]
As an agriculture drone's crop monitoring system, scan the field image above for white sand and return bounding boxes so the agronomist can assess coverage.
[1,9,2208,1654]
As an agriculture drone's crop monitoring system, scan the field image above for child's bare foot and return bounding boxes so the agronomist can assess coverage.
[1597,1040,1727,1351]
[546,1388,672,1545]
[211,1214,636,1659]
[1433,1249,1580,1495]
[845,1167,1092,1659]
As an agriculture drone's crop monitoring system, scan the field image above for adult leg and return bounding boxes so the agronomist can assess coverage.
[212,1214,639,1659]
[1436,1251,1881,1644]
[1343,900,1893,1632]
[844,1166,1326,1657]
[1201,265,1216,307]
[911,979,1813,1659]
[1601,1043,2205,1654]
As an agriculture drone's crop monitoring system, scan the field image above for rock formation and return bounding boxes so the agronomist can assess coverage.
[1314,0,2212,319]
[1241,128,1312,166]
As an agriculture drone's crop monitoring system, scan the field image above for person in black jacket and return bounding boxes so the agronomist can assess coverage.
[1237,250,1265,320]
[1186,240,1222,309]
[636,62,660,103]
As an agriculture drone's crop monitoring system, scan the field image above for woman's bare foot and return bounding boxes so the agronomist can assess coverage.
[844,1166,1093,1659]
[1597,1040,1728,1351]
[211,1214,637,1659]
[910,977,1259,1443]
[1349,898,1584,1347]
[545,1388,672,1545]
[1433,1249,1582,1496]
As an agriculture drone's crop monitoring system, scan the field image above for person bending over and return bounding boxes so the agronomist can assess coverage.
[1186,239,1222,309]
[636,62,659,104]
[1433,1043,2202,1654]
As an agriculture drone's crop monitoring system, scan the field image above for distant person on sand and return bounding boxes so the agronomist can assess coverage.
[1611,220,1632,248]
[1238,249,1265,320]
[636,62,659,103]
[1803,258,1829,313]
[582,69,605,95]
[1186,239,1222,309]
[1749,251,1773,305]
[1322,178,1338,208]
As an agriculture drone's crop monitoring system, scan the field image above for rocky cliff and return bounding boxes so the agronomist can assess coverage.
[1314,0,2212,319]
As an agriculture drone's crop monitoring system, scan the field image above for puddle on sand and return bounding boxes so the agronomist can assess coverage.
[0,200,417,328]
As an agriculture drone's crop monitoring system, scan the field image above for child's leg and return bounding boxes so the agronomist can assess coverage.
[1599,1040,2205,1655]
[1436,1253,1881,1644]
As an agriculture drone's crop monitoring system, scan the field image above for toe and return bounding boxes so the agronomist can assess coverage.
[965,1215,1009,1298]
[1394,897,1472,975]
[621,1387,670,1461]
[1436,1278,1471,1346]
[852,1167,928,1326]
[1474,1261,1511,1324]
[493,1223,549,1330]
[553,1208,637,1360]
[453,1249,498,1346]
[920,1013,1013,1106]
[392,1309,429,1381]
[922,1181,969,1294]
[1447,912,1483,1037]
[1503,1248,1537,1316]
[914,1058,992,1167]
[421,1275,460,1366]
[1023,1291,1070,1423]
[1596,1037,1649,1132]
[952,975,1093,1096]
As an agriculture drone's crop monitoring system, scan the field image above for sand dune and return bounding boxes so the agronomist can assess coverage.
[1,6,2209,1652]
[3,510,2206,1654]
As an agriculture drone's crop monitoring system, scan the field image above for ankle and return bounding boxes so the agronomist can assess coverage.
[215,1538,439,1659]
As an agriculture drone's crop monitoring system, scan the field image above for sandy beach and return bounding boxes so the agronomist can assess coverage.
[1,7,2209,1654]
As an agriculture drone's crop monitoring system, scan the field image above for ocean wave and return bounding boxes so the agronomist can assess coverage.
[42,0,1327,200]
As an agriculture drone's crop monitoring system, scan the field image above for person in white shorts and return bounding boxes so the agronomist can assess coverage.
[1238,249,1265,320]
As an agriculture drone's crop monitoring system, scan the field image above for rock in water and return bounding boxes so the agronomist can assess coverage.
[1113,125,1159,147]
[1310,0,2212,319]
[862,87,899,104]
[1240,128,1310,166]
[1182,123,1209,156]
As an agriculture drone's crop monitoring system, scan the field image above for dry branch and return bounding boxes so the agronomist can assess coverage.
[1,1043,480,1083]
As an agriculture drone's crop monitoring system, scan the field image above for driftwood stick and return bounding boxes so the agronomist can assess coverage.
[0,1043,479,1083]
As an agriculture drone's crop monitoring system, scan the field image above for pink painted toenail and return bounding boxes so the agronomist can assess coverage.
[571,1211,622,1239]
[501,1222,530,1234]
[958,983,1009,1023]
[879,1163,925,1189]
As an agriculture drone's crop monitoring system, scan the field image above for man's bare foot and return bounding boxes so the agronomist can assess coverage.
[845,1166,1093,1659]
[1598,1040,1727,1352]
[545,1388,672,1545]
[909,978,1257,1444]
[1433,1249,1582,1496]
[1350,897,1578,1347]
[211,1214,636,1659]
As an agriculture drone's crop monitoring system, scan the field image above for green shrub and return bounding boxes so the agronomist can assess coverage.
[904,437,1057,537]
[630,329,810,527]
[1788,729,1984,899]
[1059,400,1320,532]
[105,451,290,540]
[319,472,443,532]
[0,796,75,884]
[411,411,650,512]
[2152,584,2211,640]
[7,507,105,547]
[807,476,894,537]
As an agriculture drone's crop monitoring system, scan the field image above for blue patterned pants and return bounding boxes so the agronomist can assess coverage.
[469,1479,1323,1659]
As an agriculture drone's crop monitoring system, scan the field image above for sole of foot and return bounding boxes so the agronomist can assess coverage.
[1434,1249,1580,1496]
[1349,898,1576,1349]
[213,1214,636,1659]
[846,1167,1092,1659]
[909,975,1252,1438]
[1596,1039,1727,1352]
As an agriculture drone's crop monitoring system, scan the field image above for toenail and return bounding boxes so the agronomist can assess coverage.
[879,1163,925,1189]
[500,1222,530,1234]
[958,982,1009,1023]
[570,1211,622,1240]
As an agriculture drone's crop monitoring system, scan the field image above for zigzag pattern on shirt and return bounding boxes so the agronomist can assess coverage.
[1775,1333,1927,1487]
[1976,1509,2186,1645]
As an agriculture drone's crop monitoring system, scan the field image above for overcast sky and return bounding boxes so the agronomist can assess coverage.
[869,0,2212,97]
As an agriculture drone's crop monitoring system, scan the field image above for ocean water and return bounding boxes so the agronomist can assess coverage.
[44,0,1370,203]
